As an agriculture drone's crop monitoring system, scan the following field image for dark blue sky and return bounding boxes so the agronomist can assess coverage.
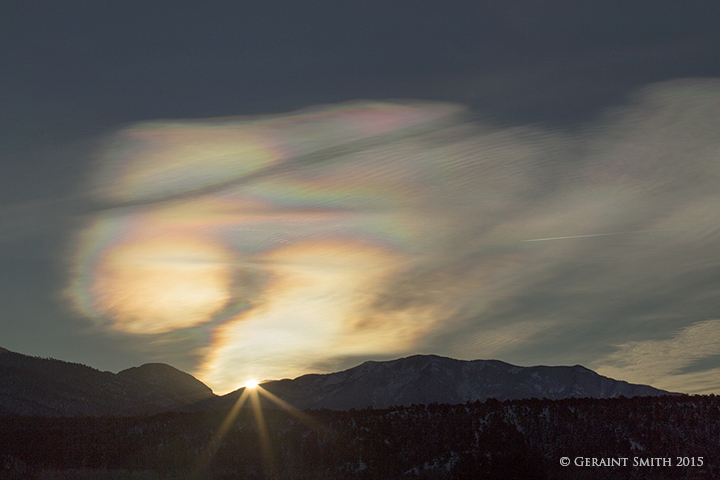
[1,0,720,393]
[2,1,718,198]
[3,1,717,139]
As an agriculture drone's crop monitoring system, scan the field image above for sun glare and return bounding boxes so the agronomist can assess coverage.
[196,374,322,477]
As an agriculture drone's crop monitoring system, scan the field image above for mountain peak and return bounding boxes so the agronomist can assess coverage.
[0,349,215,416]
[118,362,214,397]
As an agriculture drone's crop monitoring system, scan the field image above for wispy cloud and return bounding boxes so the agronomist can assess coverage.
[595,319,720,394]
[55,80,720,394]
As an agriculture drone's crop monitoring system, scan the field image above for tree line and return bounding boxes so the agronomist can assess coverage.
[1,394,717,479]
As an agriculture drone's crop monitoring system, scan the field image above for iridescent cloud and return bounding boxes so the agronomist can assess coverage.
[66,81,720,394]
[68,101,469,391]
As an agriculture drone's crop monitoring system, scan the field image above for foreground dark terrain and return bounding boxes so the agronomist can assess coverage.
[1,394,718,480]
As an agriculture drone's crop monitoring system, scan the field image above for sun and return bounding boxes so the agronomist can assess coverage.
[198,374,322,477]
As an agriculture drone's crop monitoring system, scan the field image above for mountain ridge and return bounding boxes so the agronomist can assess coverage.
[0,347,215,417]
[0,347,678,416]
[187,354,677,412]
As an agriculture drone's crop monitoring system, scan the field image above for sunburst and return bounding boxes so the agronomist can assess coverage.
[194,381,323,478]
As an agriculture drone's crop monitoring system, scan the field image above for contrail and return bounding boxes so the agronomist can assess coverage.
[521,231,649,242]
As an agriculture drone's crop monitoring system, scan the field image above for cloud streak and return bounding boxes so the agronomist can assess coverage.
[595,319,720,394]
[521,231,652,242]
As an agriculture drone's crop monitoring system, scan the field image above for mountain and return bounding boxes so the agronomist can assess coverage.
[1,348,674,417]
[191,354,675,412]
[0,347,215,416]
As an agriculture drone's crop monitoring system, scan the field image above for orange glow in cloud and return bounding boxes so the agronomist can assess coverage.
[195,241,424,392]
[91,234,234,334]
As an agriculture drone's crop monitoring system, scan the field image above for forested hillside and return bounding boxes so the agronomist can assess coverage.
[0,348,214,417]
[1,394,718,479]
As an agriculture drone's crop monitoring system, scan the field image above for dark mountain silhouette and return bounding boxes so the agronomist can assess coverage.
[188,354,675,412]
[0,347,214,416]
[1,348,675,417]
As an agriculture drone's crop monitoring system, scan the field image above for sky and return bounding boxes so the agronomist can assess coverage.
[1,1,720,395]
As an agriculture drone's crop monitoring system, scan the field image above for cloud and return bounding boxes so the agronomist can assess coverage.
[61,79,720,394]
[594,319,720,394]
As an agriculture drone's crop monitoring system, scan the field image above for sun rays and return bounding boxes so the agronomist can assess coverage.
[194,382,324,478]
